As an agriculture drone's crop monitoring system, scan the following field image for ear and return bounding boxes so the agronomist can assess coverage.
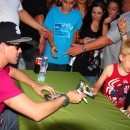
[119,54,124,62]
[0,42,6,53]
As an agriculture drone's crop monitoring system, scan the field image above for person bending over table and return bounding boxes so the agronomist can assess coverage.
[0,22,86,130]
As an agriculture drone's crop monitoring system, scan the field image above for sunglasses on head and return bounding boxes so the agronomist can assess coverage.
[5,42,21,50]
[91,1,105,10]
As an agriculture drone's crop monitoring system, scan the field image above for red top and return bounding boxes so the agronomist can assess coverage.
[102,64,130,108]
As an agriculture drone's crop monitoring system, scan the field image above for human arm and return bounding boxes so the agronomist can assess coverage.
[68,35,113,56]
[4,90,86,121]
[9,66,55,97]
[102,17,112,35]
[72,30,79,44]
[47,31,58,58]
[18,9,50,38]
[76,37,90,44]
[117,18,128,41]
[91,65,113,95]
[34,14,46,52]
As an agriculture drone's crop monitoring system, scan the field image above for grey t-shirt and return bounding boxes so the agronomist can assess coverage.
[100,12,130,69]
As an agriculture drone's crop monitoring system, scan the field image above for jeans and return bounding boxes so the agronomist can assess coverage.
[0,109,18,130]
[84,76,98,85]
[84,70,99,85]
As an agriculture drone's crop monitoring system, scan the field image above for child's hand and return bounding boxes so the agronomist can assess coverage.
[51,45,58,58]
[103,16,112,25]
[91,88,98,95]
[124,105,130,118]
[117,18,127,34]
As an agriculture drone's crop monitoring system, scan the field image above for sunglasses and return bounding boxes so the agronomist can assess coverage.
[91,1,105,10]
[5,42,21,50]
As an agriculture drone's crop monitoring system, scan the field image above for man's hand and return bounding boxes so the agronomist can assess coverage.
[32,83,56,97]
[66,90,86,103]
[68,44,83,56]
[38,26,50,39]
[117,18,127,34]
[117,18,128,41]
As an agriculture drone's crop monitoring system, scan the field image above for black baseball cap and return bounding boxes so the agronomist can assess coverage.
[0,22,32,43]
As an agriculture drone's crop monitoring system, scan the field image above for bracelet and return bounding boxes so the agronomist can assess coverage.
[40,36,46,39]
[82,44,86,52]
[120,32,127,36]
[61,94,69,107]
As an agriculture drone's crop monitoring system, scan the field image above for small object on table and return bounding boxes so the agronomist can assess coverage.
[77,89,88,104]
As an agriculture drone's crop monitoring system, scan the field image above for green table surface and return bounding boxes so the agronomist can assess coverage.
[16,70,130,130]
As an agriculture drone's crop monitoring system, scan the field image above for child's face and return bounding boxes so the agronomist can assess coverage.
[61,0,76,13]
[119,54,130,73]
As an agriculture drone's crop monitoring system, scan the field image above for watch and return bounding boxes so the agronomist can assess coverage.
[82,44,86,52]
[61,94,69,107]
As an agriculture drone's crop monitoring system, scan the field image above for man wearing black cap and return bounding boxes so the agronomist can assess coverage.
[0,21,85,130]
[0,0,50,70]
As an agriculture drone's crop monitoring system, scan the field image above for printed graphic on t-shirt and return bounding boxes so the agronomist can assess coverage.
[54,23,73,38]
[87,50,102,71]
[104,78,130,106]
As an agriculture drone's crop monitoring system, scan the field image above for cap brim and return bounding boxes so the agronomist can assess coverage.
[6,37,32,43]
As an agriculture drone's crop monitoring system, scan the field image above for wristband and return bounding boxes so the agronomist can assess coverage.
[40,36,46,39]
[61,94,69,107]
[82,44,86,52]
[120,32,127,36]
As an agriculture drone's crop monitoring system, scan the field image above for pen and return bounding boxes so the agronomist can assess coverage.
[77,89,88,104]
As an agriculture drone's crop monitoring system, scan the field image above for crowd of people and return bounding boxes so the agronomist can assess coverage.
[0,0,130,129]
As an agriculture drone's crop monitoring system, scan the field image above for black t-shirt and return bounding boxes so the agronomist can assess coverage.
[20,0,48,41]
[73,25,102,76]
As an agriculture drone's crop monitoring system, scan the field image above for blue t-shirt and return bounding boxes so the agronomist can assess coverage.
[43,7,82,64]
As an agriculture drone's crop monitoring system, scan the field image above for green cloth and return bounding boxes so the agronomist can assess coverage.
[16,71,130,130]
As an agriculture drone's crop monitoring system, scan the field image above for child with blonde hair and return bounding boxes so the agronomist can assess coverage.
[91,18,130,118]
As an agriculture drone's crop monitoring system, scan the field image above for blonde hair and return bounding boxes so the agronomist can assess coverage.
[119,38,130,56]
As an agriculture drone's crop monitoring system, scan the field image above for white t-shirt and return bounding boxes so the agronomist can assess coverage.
[0,0,23,26]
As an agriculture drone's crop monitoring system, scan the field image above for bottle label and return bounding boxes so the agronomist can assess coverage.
[69,56,76,66]
[35,57,42,65]
[40,67,46,74]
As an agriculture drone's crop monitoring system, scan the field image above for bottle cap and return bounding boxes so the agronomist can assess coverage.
[39,49,43,54]
[44,56,48,59]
